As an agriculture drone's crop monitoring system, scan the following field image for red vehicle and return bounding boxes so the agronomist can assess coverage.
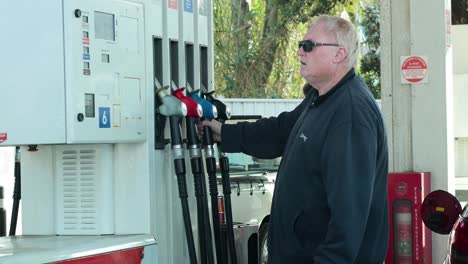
[421,190,468,263]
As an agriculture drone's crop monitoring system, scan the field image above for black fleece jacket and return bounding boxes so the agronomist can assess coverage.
[221,69,389,263]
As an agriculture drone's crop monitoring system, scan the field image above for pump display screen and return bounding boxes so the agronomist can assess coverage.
[95,11,115,41]
[85,93,95,117]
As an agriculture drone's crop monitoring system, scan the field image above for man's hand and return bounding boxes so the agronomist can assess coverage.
[198,119,222,142]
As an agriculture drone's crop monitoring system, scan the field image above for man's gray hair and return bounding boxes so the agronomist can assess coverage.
[312,15,359,69]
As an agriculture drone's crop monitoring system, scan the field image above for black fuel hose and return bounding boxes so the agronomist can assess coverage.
[186,117,215,264]
[9,146,21,236]
[217,146,237,264]
[169,116,198,264]
[204,94,238,264]
[202,126,224,264]
[0,186,6,236]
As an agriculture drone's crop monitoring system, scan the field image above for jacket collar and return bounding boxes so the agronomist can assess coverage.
[305,68,356,107]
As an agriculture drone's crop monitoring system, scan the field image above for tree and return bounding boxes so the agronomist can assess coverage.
[358,1,381,99]
[214,0,350,98]
[452,0,468,24]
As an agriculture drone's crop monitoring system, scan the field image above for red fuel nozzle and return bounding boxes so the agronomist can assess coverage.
[172,87,203,118]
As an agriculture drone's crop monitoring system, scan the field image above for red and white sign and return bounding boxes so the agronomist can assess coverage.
[168,0,177,9]
[400,56,429,84]
[0,133,7,144]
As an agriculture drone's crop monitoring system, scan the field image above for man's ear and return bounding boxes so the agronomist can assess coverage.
[333,47,348,64]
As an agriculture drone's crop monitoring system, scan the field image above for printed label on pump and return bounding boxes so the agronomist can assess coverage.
[0,133,6,143]
[184,0,193,13]
[168,0,177,9]
[199,0,207,16]
[99,107,111,128]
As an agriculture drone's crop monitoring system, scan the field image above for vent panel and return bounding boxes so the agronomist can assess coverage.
[59,148,97,231]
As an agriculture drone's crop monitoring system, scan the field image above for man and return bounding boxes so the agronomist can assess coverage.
[203,15,388,263]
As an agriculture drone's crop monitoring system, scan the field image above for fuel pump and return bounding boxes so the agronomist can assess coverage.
[203,91,238,264]
[156,85,198,264]
[182,83,216,264]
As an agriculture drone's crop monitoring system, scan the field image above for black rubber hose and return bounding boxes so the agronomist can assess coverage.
[9,146,21,236]
[0,186,6,237]
[201,163,215,262]
[169,116,198,264]
[186,117,214,264]
[203,94,237,264]
[203,126,225,264]
[219,152,237,264]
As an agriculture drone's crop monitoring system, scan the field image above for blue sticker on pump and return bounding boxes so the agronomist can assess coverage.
[99,107,111,128]
[184,0,193,13]
[83,53,90,60]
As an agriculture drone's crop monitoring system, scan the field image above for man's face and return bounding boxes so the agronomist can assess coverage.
[297,21,339,85]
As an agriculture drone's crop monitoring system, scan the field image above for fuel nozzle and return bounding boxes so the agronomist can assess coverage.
[187,85,217,120]
[202,88,231,122]
[171,82,203,119]
[156,84,188,117]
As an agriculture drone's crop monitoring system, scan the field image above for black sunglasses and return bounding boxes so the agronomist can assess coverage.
[298,40,340,52]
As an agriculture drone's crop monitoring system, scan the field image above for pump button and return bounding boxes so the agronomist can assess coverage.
[74,9,82,18]
[77,113,84,122]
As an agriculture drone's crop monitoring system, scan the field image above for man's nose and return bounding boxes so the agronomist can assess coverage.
[297,48,304,56]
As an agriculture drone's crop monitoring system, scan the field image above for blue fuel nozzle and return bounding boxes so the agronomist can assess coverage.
[188,89,218,120]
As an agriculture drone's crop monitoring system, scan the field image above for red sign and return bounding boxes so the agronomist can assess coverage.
[401,56,428,83]
[0,133,8,144]
[168,0,177,9]
[82,38,90,45]
[0,133,7,144]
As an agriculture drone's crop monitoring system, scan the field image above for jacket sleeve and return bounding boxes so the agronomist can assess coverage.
[220,97,309,159]
[313,121,378,262]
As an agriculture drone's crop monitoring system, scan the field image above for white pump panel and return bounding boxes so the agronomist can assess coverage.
[54,144,114,235]
[64,0,146,143]
[0,0,146,146]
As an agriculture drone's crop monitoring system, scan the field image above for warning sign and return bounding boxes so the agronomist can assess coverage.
[0,133,7,144]
[401,56,428,84]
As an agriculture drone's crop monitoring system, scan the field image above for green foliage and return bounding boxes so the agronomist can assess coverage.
[266,23,308,98]
[358,1,381,99]
[214,0,380,99]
